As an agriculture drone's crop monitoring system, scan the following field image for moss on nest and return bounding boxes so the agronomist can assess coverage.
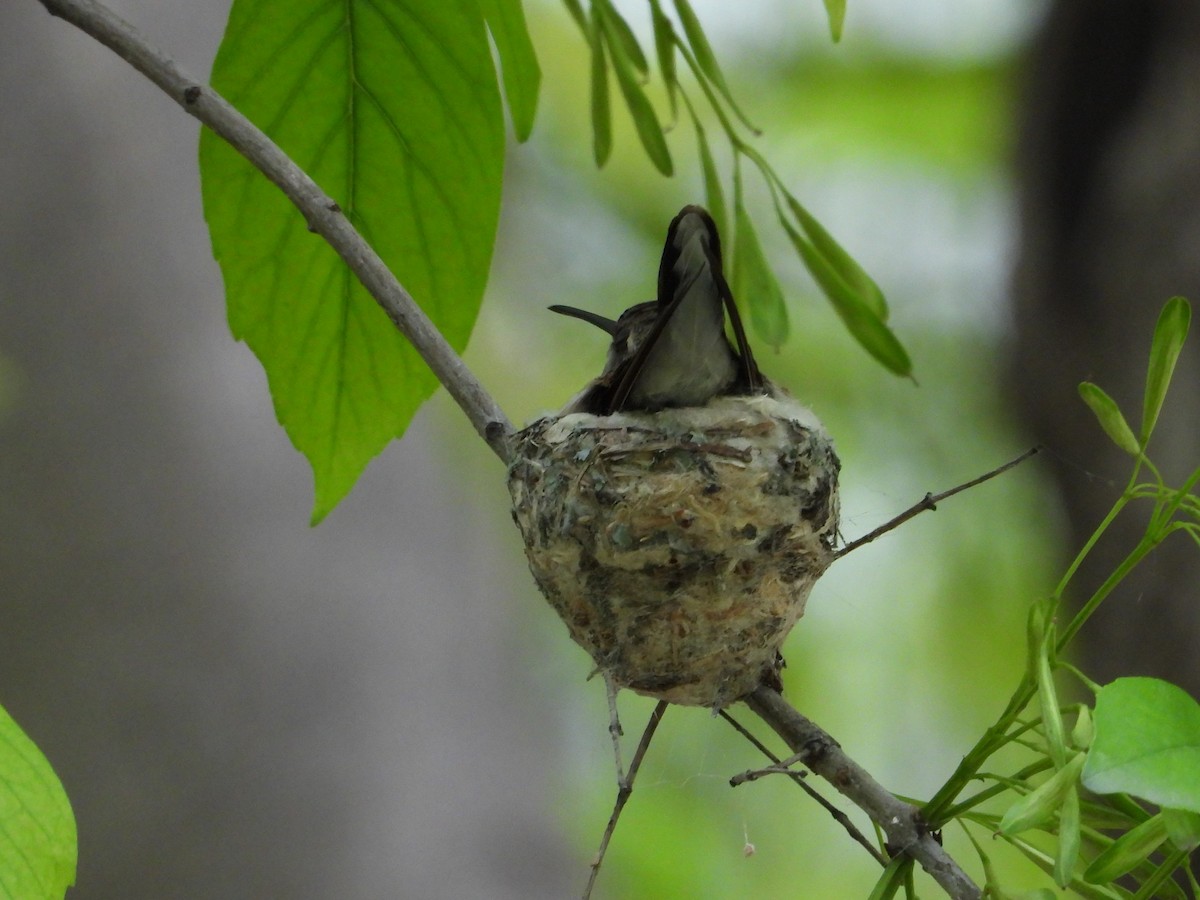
[508,393,840,709]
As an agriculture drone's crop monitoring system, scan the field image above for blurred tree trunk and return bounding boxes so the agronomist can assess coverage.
[1008,1,1200,694]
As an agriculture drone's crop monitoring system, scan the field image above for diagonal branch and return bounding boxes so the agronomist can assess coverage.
[36,0,515,465]
[743,686,982,900]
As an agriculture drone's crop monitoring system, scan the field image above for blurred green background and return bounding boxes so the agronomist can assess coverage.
[9,0,1193,897]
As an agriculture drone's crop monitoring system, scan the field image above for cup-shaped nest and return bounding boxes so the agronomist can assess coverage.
[507,394,840,709]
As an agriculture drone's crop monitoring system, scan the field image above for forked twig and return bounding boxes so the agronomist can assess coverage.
[720,711,889,867]
[583,700,669,900]
[743,687,980,899]
[836,447,1039,559]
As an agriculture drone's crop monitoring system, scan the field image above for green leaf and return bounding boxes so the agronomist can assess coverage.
[865,853,911,900]
[781,219,911,376]
[478,0,541,141]
[0,704,77,899]
[999,752,1085,835]
[649,0,678,119]
[200,0,504,522]
[1083,677,1200,813]
[1141,296,1191,446]
[672,0,758,132]
[1030,598,1067,767]
[1071,704,1094,750]
[1083,813,1169,884]
[733,196,789,350]
[1163,808,1200,852]
[595,0,649,78]
[1055,785,1081,887]
[691,115,727,242]
[587,11,613,167]
[1077,383,1140,456]
[822,0,846,42]
[786,193,887,319]
[597,4,672,175]
[560,0,587,30]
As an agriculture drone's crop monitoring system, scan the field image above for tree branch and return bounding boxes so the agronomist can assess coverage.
[743,687,982,900]
[36,0,516,464]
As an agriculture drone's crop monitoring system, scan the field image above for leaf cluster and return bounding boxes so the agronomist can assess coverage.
[876,297,1200,900]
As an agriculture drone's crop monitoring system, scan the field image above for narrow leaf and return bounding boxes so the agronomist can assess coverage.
[1141,295,1191,446]
[0,704,77,899]
[595,0,649,77]
[692,114,728,242]
[478,0,542,141]
[649,0,678,118]
[598,7,672,175]
[822,0,847,42]
[201,0,505,522]
[787,193,887,318]
[1083,677,1200,813]
[1071,704,1094,750]
[733,196,789,349]
[865,854,911,900]
[782,219,912,375]
[672,0,759,132]
[999,752,1085,835]
[588,12,613,167]
[1054,786,1081,887]
[1078,383,1140,456]
[1032,600,1067,767]
[1083,813,1169,884]
[560,0,587,30]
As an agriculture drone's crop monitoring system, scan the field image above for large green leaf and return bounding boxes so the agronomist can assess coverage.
[200,0,505,522]
[0,705,76,899]
[1083,677,1200,813]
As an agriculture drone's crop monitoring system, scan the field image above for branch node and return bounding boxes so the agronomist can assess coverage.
[183,85,201,104]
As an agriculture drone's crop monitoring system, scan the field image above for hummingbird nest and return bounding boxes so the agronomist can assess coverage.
[507,393,840,709]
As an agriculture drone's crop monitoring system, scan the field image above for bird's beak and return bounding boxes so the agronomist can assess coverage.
[548,304,619,335]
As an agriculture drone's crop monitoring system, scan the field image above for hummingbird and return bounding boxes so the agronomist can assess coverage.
[551,205,764,415]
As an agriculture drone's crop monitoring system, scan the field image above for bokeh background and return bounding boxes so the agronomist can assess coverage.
[2,1,1197,897]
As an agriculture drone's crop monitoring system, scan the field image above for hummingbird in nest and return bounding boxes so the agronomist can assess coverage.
[550,205,766,415]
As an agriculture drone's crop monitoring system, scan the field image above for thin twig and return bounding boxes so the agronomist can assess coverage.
[36,0,515,464]
[720,711,889,867]
[836,447,1039,559]
[743,687,982,900]
[583,701,668,900]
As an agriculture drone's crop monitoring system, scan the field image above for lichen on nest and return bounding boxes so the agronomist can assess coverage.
[507,393,840,709]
